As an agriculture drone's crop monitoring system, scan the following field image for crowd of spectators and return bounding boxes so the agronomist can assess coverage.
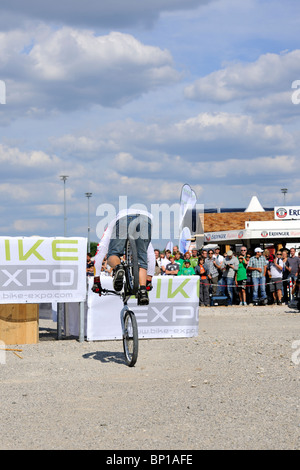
[153,245,300,307]
[88,244,300,308]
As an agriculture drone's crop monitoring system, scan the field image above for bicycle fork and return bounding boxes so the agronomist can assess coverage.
[120,304,130,336]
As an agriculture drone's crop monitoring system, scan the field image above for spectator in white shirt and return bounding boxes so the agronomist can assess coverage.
[268,252,284,305]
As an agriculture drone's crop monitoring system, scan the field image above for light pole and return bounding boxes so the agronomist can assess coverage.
[60,175,69,236]
[85,192,92,252]
[281,188,288,205]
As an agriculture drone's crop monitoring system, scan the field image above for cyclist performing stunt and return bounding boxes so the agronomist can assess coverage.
[92,208,155,306]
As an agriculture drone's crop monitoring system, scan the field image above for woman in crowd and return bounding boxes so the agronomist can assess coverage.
[195,256,210,307]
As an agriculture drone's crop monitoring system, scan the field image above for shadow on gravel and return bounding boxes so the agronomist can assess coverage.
[39,326,57,341]
[82,350,126,365]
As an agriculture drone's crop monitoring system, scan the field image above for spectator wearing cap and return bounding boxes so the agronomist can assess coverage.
[222,250,239,306]
[213,246,224,265]
[181,259,195,276]
[247,247,268,305]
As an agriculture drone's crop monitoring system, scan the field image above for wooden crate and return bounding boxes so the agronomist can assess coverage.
[0,304,39,345]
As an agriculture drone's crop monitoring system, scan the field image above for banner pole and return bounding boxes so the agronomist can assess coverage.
[57,303,63,340]
[79,301,85,342]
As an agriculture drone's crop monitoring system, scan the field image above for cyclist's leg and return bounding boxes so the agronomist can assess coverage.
[107,254,121,269]
[107,218,127,291]
[130,215,152,304]
[132,216,151,267]
[139,267,147,286]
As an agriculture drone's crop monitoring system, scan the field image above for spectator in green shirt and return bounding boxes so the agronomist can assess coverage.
[174,251,184,274]
[236,255,248,305]
[181,259,195,276]
[190,248,199,270]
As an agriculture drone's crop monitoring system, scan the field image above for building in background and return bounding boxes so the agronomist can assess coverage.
[202,197,300,254]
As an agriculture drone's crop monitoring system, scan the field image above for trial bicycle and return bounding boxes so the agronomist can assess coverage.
[101,232,139,367]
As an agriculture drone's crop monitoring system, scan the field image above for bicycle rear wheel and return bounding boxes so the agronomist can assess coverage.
[125,237,139,296]
[123,310,138,367]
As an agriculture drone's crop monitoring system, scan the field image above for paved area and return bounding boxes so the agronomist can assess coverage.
[0,305,299,450]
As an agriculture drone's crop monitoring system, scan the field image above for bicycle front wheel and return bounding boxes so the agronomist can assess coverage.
[123,310,138,367]
[125,237,139,296]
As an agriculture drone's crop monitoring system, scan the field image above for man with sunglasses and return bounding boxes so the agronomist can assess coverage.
[205,249,219,296]
[240,246,248,256]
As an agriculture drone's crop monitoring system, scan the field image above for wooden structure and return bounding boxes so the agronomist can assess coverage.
[203,211,274,233]
[0,304,39,345]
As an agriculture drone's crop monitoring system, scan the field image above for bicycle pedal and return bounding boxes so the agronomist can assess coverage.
[138,298,149,306]
[113,266,125,292]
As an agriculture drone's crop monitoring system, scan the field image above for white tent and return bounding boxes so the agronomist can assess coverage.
[245,196,265,212]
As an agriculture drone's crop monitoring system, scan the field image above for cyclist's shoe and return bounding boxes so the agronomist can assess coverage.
[138,287,149,306]
[146,279,153,292]
[113,265,125,292]
[91,276,102,296]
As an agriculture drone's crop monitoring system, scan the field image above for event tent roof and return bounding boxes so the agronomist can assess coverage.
[245,196,265,212]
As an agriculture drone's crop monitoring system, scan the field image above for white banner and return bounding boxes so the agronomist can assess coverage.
[179,183,197,227]
[249,229,300,239]
[274,206,300,220]
[86,276,199,340]
[0,237,87,304]
[205,229,246,243]
[179,183,199,253]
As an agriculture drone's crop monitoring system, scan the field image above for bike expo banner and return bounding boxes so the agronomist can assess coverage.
[85,276,199,341]
[0,237,87,304]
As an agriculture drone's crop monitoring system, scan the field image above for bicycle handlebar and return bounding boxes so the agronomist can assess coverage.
[101,288,122,297]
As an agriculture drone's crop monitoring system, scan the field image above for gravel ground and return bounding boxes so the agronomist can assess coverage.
[0,304,299,450]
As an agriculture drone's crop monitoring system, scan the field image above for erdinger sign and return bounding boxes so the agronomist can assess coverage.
[0,237,87,304]
[275,206,300,220]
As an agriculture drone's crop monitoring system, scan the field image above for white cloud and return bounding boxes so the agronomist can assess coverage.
[0,28,181,119]
[114,152,162,173]
[184,49,300,104]
[0,144,60,168]
[29,29,175,81]
[13,219,50,233]
[55,111,293,161]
